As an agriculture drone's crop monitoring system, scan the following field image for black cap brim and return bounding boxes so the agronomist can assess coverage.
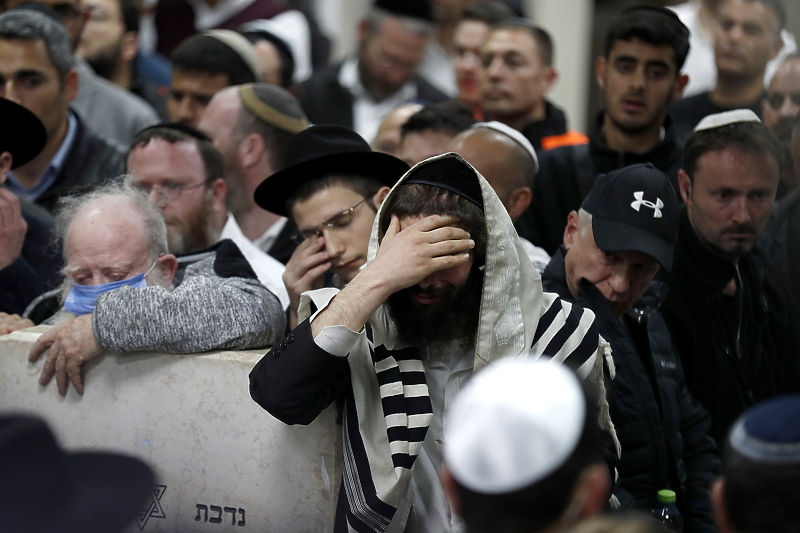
[592,216,675,272]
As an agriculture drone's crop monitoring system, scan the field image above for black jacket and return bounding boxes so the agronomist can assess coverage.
[519,100,569,151]
[35,112,126,213]
[298,62,448,129]
[518,113,683,255]
[543,248,719,533]
[661,209,800,446]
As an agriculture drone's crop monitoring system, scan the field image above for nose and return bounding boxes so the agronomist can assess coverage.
[322,231,345,259]
[631,66,646,91]
[607,268,631,297]
[731,197,752,225]
[780,96,799,118]
[174,96,198,126]
[486,56,503,79]
[1,81,21,104]
[417,272,443,290]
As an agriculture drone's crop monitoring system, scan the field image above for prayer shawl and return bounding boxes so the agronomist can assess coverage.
[297,153,615,532]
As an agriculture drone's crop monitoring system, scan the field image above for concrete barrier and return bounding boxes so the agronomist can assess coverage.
[0,327,340,533]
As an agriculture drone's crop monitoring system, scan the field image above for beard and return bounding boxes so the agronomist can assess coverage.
[84,41,123,81]
[386,265,484,346]
[165,196,219,254]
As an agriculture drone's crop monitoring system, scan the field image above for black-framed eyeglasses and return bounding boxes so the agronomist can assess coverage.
[291,196,373,244]
[766,92,800,110]
[133,178,214,203]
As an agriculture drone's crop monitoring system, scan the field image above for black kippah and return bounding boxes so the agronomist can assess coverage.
[136,122,212,142]
[404,157,483,209]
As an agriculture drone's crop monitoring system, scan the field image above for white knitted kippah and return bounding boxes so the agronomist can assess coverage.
[693,109,761,132]
[471,121,539,175]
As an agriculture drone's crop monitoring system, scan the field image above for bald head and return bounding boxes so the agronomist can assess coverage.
[448,128,536,220]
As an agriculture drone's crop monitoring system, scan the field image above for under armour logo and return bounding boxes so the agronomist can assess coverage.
[630,191,663,218]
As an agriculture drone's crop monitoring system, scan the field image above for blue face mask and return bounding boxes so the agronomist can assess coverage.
[64,261,157,316]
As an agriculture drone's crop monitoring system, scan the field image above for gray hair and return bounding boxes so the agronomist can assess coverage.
[55,178,169,265]
[366,7,433,37]
[0,9,75,79]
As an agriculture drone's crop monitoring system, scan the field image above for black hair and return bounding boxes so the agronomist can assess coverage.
[453,376,602,533]
[241,30,295,88]
[489,18,554,66]
[400,100,475,139]
[171,34,258,85]
[605,6,690,71]
[118,0,138,33]
[722,441,800,533]
[683,121,782,180]
[460,1,514,26]
[285,174,385,215]
[128,126,224,182]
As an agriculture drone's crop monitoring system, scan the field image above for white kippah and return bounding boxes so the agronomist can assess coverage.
[444,358,585,494]
[202,29,263,83]
[693,109,761,132]
[471,121,539,175]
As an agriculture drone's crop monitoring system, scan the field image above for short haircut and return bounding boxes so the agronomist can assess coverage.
[365,6,433,37]
[118,0,139,33]
[55,179,169,265]
[723,0,786,34]
[286,173,385,216]
[234,104,295,172]
[400,100,475,139]
[488,19,554,67]
[0,9,75,79]
[683,121,782,180]
[721,440,800,533]
[241,30,295,88]
[171,33,258,86]
[604,7,690,71]
[451,378,601,533]
[460,1,514,26]
[128,126,225,182]
[378,183,488,265]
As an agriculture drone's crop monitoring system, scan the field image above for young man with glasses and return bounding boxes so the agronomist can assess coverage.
[127,122,289,308]
[254,124,409,329]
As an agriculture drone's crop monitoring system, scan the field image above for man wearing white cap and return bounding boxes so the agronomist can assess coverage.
[662,109,800,447]
[440,359,610,533]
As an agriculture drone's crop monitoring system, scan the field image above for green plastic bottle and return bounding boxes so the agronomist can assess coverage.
[650,489,684,532]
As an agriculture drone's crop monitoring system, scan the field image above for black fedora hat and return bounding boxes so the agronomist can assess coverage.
[254,124,409,216]
[0,414,155,533]
[0,98,47,169]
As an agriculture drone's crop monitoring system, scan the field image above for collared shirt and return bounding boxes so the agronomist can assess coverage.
[7,112,77,202]
[252,216,288,255]
[338,57,419,143]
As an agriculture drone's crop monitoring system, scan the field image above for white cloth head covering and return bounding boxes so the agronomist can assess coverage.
[445,358,586,493]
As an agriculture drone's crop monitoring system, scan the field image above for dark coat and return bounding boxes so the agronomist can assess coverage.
[34,112,126,213]
[661,209,800,446]
[543,248,719,533]
[297,62,448,130]
[517,114,683,255]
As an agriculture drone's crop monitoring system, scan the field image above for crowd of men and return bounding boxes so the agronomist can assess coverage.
[2,0,800,532]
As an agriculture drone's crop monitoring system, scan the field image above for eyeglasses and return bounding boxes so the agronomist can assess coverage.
[291,197,373,244]
[133,179,213,204]
[766,92,800,110]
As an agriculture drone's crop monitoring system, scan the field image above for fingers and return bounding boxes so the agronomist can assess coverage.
[8,318,34,333]
[28,328,56,362]
[67,358,85,396]
[38,337,60,386]
[383,214,401,240]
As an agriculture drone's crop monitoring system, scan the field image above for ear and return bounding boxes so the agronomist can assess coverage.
[712,479,733,533]
[595,56,607,91]
[239,133,266,170]
[506,186,532,220]
[358,18,370,47]
[372,186,391,207]
[673,73,690,101]
[121,31,139,63]
[155,253,178,286]
[542,65,558,94]
[770,34,784,61]
[0,151,12,182]
[678,169,692,205]
[210,177,228,213]
[63,68,79,103]
[568,463,611,522]
[439,467,463,518]
[564,210,580,250]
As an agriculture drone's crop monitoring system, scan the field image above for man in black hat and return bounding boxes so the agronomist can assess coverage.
[250,152,609,532]
[298,0,447,143]
[253,124,408,329]
[541,163,719,532]
[0,98,62,316]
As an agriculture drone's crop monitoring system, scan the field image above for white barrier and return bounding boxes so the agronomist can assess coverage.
[0,327,340,533]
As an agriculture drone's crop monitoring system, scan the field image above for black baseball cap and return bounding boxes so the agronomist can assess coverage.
[581,163,679,271]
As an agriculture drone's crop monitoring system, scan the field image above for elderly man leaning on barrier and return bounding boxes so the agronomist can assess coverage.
[20,181,285,396]
[250,153,614,533]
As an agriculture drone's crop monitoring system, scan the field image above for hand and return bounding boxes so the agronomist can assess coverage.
[28,314,104,396]
[366,214,474,295]
[0,188,27,270]
[0,312,34,335]
[283,236,331,328]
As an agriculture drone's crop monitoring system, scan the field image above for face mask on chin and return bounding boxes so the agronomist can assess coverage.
[64,260,157,316]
